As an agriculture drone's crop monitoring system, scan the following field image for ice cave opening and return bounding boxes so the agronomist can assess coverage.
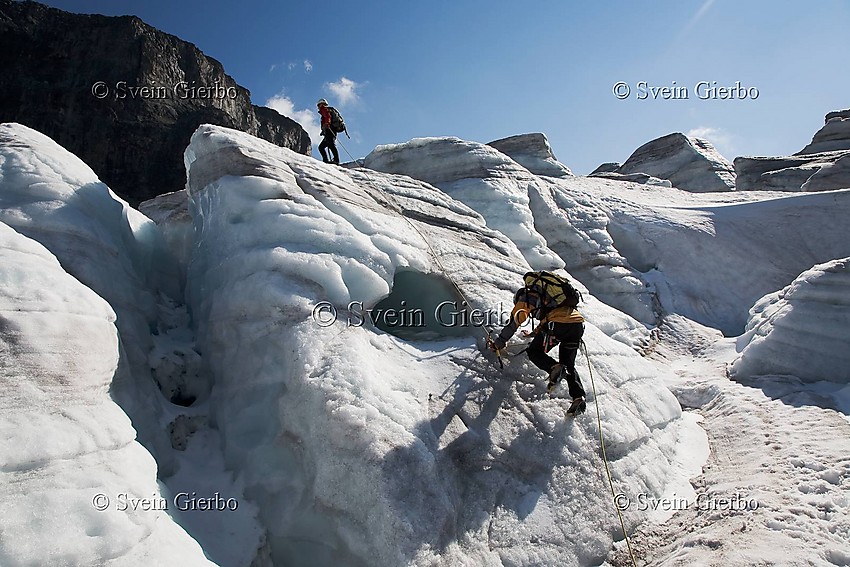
[370,270,479,340]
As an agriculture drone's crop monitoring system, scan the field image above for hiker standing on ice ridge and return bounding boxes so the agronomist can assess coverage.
[489,271,587,415]
[316,98,340,164]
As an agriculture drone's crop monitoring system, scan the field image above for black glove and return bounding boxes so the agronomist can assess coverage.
[489,336,506,351]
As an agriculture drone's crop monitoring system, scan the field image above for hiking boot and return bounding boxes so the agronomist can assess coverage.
[567,397,586,416]
[546,364,564,393]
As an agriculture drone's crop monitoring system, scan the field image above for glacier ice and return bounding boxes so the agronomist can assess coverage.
[0,220,214,566]
[542,179,850,335]
[616,133,736,193]
[731,257,850,383]
[487,133,573,178]
[9,117,849,566]
[5,111,850,566]
[0,123,264,566]
[363,136,565,271]
[184,124,701,566]
[0,123,185,464]
[363,136,662,337]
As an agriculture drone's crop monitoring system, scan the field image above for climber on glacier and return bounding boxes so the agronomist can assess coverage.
[316,98,340,165]
[489,271,587,415]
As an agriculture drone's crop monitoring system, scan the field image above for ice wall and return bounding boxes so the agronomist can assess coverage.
[0,221,214,566]
[364,137,564,271]
[539,177,850,336]
[0,123,264,566]
[731,257,850,383]
[185,125,700,567]
[528,176,659,326]
[0,123,184,465]
[363,136,659,336]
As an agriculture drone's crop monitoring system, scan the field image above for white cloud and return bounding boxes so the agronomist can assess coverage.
[686,126,736,158]
[269,64,277,73]
[323,77,361,107]
[264,93,321,144]
[281,60,312,73]
[687,126,718,139]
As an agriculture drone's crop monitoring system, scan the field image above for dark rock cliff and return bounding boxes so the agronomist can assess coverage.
[0,0,311,205]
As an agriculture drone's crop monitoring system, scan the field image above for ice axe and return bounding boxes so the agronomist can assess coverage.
[484,328,505,370]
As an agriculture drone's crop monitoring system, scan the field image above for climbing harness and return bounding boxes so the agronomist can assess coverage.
[338,142,639,564]
[582,340,639,567]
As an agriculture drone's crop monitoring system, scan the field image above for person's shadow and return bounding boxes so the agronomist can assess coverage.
[380,349,578,559]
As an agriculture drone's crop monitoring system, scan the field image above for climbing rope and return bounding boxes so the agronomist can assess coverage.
[582,340,639,567]
[337,138,505,367]
[339,139,639,564]
[337,138,358,164]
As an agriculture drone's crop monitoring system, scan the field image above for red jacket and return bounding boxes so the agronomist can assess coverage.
[319,105,332,130]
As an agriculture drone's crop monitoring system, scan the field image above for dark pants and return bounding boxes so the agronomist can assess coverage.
[528,322,586,399]
[319,130,339,163]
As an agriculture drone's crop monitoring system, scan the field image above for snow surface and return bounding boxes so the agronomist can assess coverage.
[0,221,214,566]
[184,125,702,566]
[731,258,850,384]
[0,124,264,566]
[4,118,850,566]
[608,316,850,566]
[541,178,850,336]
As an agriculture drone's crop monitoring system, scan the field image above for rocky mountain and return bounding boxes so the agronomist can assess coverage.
[0,0,310,205]
[735,109,850,192]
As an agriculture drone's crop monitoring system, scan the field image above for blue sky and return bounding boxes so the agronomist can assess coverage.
[42,0,850,173]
